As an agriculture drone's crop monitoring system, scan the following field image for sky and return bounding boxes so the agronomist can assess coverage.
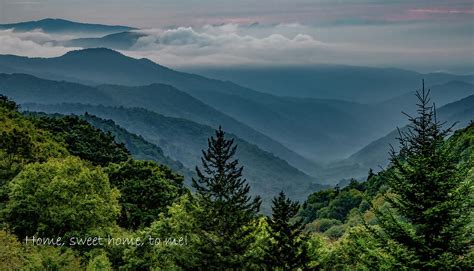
[0,0,473,73]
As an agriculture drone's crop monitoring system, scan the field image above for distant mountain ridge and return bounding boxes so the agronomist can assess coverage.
[0,49,396,162]
[0,18,135,35]
[320,94,474,183]
[185,66,474,103]
[82,113,194,179]
[63,31,146,50]
[377,81,474,114]
[22,102,328,211]
[0,73,319,176]
[0,49,472,163]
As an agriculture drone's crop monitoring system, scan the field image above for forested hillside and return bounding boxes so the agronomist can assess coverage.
[300,122,474,238]
[1,69,472,186]
[185,65,474,102]
[323,94,474,183]
[296,110,474,269]
[26,112,193,181]
[82,113,193,179]
[0,4,472,269]
[1,88,471,269]
[0,49,437,161]
[1,49,472,164]
[0,73,318,176]
[0,95,185,269]
[23,103,326,210]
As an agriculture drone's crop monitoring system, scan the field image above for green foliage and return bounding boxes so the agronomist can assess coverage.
[30,114,129,166]
[96,227,135,269]
[299,189,338,223]
[263,191,309,270]
[0,97,67,164]
[0,229,24,270]
[324,225,346,240]
[24,102,324,213]
[0,230,82,270]
[320,226,404,270]
[321,188,364,221]
[83,113,192,178]
[106,159,185,230]
[299,181,366,225]
[86,250,113,271]
[27,246,83,271]
[191,127,261,269]
[4,156,120,240]
[0,94,18,111]
[371,86,473,269]
[0,96,68,216]
[297,86,474,270]
[121,194,200,270]
[444,122,474,166]
[243,216,271,269]
[0,90,472,270]
[305,218,342,233]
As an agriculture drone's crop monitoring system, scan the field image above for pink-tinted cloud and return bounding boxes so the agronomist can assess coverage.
[410,8,474,15]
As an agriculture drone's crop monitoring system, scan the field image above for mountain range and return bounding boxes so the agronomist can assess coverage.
[2,49,471,164]
[0,48,472,184]
[322,94,474,183]
[0,18,472,190]
[22,102,328,211]
[0,73,318,176]
[63,31,146,50]
[186,66,474,103]
[0,18,134,35]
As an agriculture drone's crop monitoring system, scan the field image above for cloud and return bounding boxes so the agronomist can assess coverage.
[118,23,473,72]
[0,29,77,57]
[409,8,474,15]
[0,22,471,73]
[122,24,328,67]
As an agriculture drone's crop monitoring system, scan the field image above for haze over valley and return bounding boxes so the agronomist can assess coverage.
[0,1,473,269]
[0,17,472,192]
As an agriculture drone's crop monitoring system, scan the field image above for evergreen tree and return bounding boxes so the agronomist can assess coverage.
[106,159,185,230]
[192,127,261,269]
[31,115,130,166]
[263,191,309,270]
[367,168,375,181]
[0,95,18,111]
[372,81,473,269]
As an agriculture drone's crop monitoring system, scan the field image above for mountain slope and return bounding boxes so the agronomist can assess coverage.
[375,81,474,125]
[0,73,319,176]
[321,95,474,183]
[0,73,112,105]
[0,18,135,35]
[81,113,193,179]
[0,49,399,162]
[64,31,146,50]
[23,103,328,210]
[185,66,474,102]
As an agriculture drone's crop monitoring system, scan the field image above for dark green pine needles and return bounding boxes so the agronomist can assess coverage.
[192,127,261,269]
[373,81,473,270]
[263,191,309,270]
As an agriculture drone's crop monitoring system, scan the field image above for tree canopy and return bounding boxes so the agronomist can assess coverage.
[106,159,185,230]
[4,156,120,240]
[192,127,262,269]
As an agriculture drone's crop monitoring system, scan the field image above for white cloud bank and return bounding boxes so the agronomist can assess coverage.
[0,29,77,57]
[124,24,328,67]
[0,22,472,72]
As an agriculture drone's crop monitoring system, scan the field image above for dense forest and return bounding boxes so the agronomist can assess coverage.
[0,83,473,270]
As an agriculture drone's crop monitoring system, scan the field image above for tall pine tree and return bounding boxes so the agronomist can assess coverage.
[263,191,309,270]
[372,81,473,269]
[192,127,261,269]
